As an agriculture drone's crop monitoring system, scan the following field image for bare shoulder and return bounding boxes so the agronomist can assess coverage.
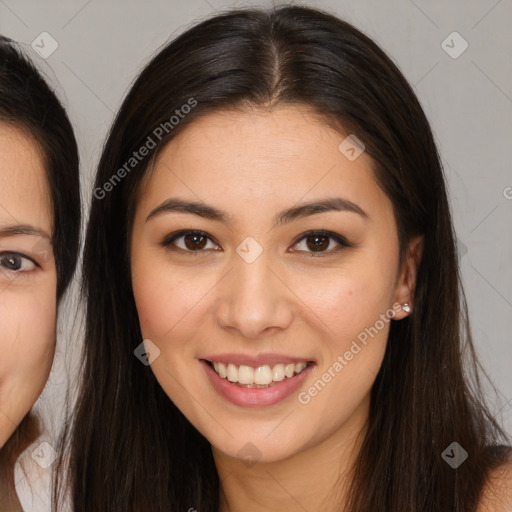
[477,461,512,512]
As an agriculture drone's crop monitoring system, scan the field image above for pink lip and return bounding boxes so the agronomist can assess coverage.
[200,359,315,408]
[201,353,315,367]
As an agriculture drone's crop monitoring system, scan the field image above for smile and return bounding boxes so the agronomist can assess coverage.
[201,357,316,407]
[206,360,311,388]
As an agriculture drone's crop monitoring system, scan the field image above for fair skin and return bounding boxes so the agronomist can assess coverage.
[0,124,56,449]
[130,107,511,511]
[131,106,421,511]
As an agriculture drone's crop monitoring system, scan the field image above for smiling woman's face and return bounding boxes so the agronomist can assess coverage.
[130,107,421,463]
[0,124,56,448]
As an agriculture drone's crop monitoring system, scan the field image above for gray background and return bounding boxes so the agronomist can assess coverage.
[1,0,511,501]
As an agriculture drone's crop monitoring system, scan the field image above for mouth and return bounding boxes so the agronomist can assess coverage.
[204,360,314,388]
[200,357,316,407]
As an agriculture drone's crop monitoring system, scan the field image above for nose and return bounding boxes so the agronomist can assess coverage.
[215,250,295,340]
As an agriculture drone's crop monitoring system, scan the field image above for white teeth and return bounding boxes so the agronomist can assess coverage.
[254,365,273,385]
[272,363,285,381]
[210,360,310,386]
[284,364,295,378]
[227,363,239,383]
[217,362,227,378]
[238,365,254,385]
[295,362,307,373]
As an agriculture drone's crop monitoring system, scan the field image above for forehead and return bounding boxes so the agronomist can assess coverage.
[0,124,52,230]
[157,106,351,173]
[138,106,393,224]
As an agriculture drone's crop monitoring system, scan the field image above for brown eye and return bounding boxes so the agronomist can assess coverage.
[183,233,208,250]
[305,234,330,252]
[161,230,219,254]
[291,230,350,255]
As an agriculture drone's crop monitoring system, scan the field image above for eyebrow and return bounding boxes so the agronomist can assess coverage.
[146,197,368,228]
[0,224,51,240]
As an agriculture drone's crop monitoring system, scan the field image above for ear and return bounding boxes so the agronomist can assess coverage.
[392,235,424,320]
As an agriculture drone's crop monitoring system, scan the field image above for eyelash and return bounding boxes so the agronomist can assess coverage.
[159,229,352,257]
[0,252,38,276]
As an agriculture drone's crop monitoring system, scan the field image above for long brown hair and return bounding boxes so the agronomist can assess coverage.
[55,6,510,511]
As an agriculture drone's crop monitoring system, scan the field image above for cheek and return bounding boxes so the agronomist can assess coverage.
[290,256,397,426]
[0,280,57,439]
[0,290,56,366]
[131,262,207,414]
[131,241,219,344]
[132,268,202,341]
[299,276,392,402]
[293,258,396,345]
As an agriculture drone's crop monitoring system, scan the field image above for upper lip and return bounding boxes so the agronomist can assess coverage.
[201,353,316,367]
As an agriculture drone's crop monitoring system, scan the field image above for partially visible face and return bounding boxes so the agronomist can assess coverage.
[131,107,416,464]
[0,124,56,448]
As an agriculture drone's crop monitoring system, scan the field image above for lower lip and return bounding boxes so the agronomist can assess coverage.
[201,360,314,407]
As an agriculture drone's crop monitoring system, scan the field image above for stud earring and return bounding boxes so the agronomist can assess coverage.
[401,303,411,313]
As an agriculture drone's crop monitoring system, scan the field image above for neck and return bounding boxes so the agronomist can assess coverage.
[214,397,369,512]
